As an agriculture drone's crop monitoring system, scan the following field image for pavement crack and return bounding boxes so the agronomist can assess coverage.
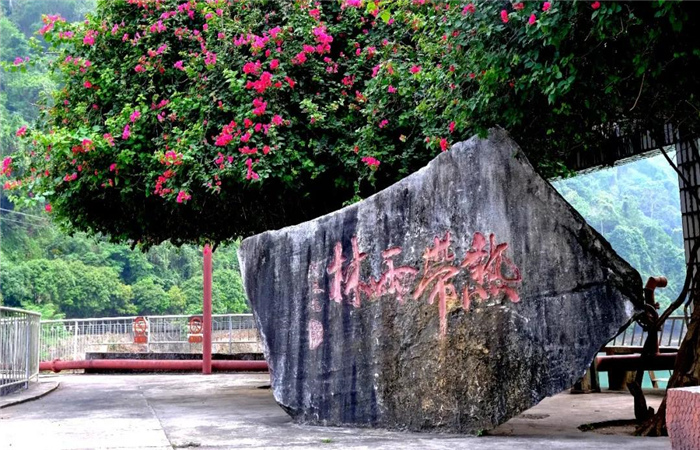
[139,385,175,448]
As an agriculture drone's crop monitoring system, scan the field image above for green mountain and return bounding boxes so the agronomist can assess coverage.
[554,154,685,308]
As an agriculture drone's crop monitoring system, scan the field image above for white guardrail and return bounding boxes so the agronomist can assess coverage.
[37,312,688,364]
[1,306,41,395]
[40,314,262,361]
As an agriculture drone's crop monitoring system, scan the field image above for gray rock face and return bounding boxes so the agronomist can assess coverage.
[238,128,643,433]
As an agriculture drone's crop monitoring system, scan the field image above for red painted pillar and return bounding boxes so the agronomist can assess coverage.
[203,244,213,374]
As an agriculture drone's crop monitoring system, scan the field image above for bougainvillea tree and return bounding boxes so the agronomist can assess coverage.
[2,0,697,248]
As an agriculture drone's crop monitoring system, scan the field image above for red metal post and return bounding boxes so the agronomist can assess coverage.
[203,244,213,374]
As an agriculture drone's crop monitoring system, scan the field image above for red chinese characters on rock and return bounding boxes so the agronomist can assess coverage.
[326,237,418,308]
[323,231,522,339]
[412,232,461,337]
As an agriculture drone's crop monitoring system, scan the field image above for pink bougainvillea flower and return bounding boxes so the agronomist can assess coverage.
[103,133,114,146]
[252,98,267,116]
[109,163,117,172]
[45,204,52,213]
[134,64,146,73]
[449,121,456,133]
[440,138,449,152]
[245,158,259,180]
[1,157,12,176]
[462,3,476,14]
[378,119,389,129]
[361,156,380,168]
[591,1,600,9]
[269,59,280,70]
[122,124,131,140]
[204,51,217,66]
[529,13,537,25]
[130,110,141,122]
[176,191,191,203]
[387,85,397,93]
[342,0,363,8]
[513,2,525,10]
[83,30,97,46]
[13,57,24,66]
[173,60,184,70]
[543,2,551,11]
[83,80,93,88]
[243,61,261,74]
[272,115,283,126]
[15,126,27,137]
[500,10,509,23]
[292,51,307,65]
[409,65,421,74]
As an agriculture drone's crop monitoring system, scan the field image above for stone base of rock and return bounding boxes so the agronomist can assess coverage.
[667,386,700,449]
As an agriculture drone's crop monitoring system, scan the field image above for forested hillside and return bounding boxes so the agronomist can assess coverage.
[0,0,686,318]
[555,154,685,307]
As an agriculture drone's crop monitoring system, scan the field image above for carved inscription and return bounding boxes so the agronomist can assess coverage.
[308,231,522,347]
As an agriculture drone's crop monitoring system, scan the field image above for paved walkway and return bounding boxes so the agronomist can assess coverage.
[0,374,670,449]
[0,380,59,409]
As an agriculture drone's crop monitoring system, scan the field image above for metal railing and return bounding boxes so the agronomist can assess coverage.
[1,307,41,395]
[40,314,261,361]
[607,315,687,349]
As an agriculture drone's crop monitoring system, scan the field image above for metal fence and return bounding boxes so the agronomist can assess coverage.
[1,307,41,395]
[608,315,687,349]
[40,314,261,361]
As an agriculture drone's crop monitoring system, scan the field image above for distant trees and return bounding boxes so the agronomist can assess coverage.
[556,154,685,308]
[0,211,248,318]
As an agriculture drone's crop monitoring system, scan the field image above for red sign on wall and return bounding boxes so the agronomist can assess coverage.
[188,316,203,343]
[133,316,148,344]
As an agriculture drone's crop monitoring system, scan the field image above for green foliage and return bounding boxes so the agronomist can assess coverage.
[0,213,250,318]
[0,256,135,318]
[555,154,685,308]
[3,0,697,247]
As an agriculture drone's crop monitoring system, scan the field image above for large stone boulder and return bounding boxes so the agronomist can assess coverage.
[238,128,643,433]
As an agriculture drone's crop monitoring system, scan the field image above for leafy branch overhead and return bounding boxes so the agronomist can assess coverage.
[2,0,698,247]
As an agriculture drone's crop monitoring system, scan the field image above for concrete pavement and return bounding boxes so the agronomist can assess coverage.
[0,380,59,409]
[0,374,670,449]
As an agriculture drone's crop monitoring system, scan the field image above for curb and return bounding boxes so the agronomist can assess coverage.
[0,381,60,409]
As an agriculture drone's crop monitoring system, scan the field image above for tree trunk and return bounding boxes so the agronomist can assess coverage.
[637,287,700,436]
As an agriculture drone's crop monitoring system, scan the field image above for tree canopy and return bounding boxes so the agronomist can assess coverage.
[3,0,699,247]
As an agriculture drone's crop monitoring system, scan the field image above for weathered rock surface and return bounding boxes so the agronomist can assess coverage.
[238,128,644,433]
